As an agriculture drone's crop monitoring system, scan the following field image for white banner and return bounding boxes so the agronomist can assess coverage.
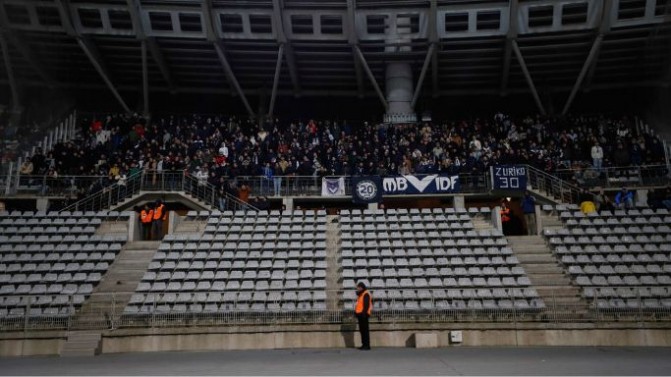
[321,177,345,196]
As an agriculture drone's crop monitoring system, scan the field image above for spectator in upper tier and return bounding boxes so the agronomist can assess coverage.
[615,187,634,209]
[590,142,603,171]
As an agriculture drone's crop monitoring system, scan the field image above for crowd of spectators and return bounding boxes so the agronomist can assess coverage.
[19,112,669,206]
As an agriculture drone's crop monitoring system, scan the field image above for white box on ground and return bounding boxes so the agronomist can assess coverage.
[414,333,438,348]
[450,331,463,343]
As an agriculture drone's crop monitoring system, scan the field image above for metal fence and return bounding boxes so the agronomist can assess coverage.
[554,164,670,189]
[2,287,670,332]
[60,171,256,213]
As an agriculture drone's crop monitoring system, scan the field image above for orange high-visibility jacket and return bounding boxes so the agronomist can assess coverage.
[355,290,372,316]
[500,208,511,223]
[153,204,167,220]
[140,210,154,224]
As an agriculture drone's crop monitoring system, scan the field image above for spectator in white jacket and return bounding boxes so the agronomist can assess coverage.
[591,142,603,171]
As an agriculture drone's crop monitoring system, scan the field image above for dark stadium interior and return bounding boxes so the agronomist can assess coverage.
[1,0,671,369]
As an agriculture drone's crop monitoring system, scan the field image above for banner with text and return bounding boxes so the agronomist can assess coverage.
[490,165,528,191]
[321,177,346,196]
[381,174,461,195]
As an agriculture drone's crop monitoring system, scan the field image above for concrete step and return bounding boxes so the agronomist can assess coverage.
[60,332,101,357]
[124,241,161,250]
[515,254,558,264]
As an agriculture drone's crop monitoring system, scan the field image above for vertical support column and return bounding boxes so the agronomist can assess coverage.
[386,62,414,116]
[5,162,13,196]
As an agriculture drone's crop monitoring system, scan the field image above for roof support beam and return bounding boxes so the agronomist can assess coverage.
[56,0,131,113]
[561,35,604,115]
[353,45,388,109]
[562,0,612,114]
[511,40,546,115]
[272,0,300,96]
[127,0,176,93]
[411,43,435,109]
[500,0,519,96]
[77,37,131,113]
[584,0,614,91]
[213,41,254,118]
[0,33,20,111]
[268,44,285,118]
[429,0,439,97]
[1,31,56,89]
[346,0,364,98]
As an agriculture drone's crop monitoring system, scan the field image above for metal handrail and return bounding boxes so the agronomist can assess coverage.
[526,165,584,204]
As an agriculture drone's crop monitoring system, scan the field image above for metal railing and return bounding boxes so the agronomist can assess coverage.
[553,164,670,189]
[60,171,260,212]
[526,165,584,204]
[2,287,670,332]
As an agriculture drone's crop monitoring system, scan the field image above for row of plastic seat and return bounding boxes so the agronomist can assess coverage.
[584,286,671,298]
[206,217,327,226]
[341,214,474,223]
[545,226,671,236]
[562,253,671,265]
[185,210,327,220]
[374,299,545,311]
[123,302,327,315]
[0,210,132,219]
[0,283,94,296]
[0,272,103,285]
[343,239,508,249]
[342,247,513,258]
[142,268,326,281]
[137,279,327,292]
[0,226,98,235]
[1,261,111,274]
[130,290,328,305]
[204,225,327,235]
[549,236,671,248]
[575,275,671,286]
[594,299,671,310]
[554,208,669,218]
[0,234,127,245]
[0,251,118,263]
[0,218,102,227]
[343,228,502,237]
[342,208,486,215]
[159,241,327,252]
[342,256,520,268]
[569,264,670,276]
[341,275,532,288]
[342,265,526,277]
[343,287,539,300]
[0,307,74,318]
[342,222,474,231]
[147,259,327,271]
[555,245,670,256]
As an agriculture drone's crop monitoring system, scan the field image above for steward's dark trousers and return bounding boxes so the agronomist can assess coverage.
[357,314,370,348]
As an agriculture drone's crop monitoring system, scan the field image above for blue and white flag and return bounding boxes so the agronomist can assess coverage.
[321,177,346,196]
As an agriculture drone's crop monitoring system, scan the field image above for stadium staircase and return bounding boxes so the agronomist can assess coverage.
[507,236,589,319]
[325,215,342,311]
[62,240,159,356]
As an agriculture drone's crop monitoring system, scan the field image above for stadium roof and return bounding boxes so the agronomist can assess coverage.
[0,0,670,116]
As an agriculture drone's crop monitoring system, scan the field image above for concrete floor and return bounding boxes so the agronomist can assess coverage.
[1,347,670,375]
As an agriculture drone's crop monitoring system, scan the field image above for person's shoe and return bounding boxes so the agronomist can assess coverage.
[358,346,371,351]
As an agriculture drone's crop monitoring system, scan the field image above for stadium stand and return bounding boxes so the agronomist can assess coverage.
[340,208,544,312]
[543,207,671,310]
[0,211,129,319]
[123,210,329,316]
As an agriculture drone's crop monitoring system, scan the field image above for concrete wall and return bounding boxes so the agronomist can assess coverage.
[0,337,65,357]
[3,328,671,357]
[101,328,671,354]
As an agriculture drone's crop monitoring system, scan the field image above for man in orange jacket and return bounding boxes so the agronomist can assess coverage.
[152,200,167,240]
[354,282,372,350]
[140,204,154,241]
